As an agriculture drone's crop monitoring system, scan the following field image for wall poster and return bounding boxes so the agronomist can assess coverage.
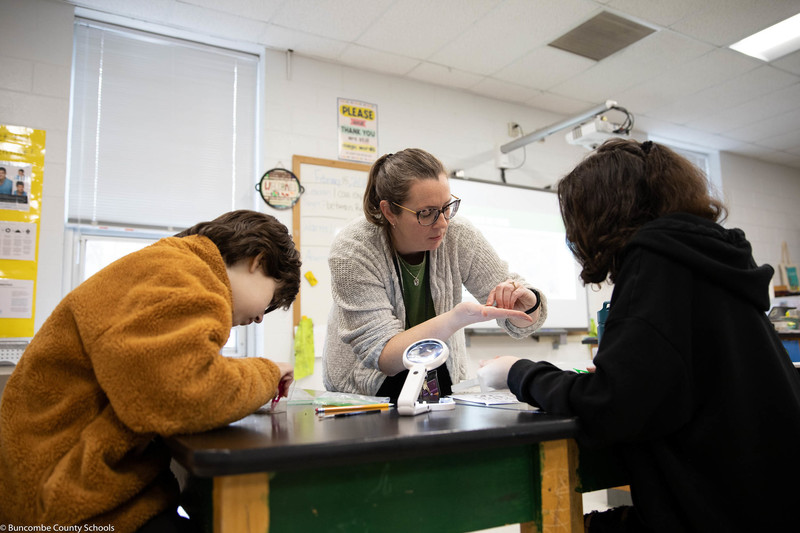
[0,124,45,340]
[337,97,378,164]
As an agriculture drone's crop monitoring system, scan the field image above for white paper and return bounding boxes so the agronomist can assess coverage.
[0,278,34,319]
[449,389,526,406]
[0,221,37,261]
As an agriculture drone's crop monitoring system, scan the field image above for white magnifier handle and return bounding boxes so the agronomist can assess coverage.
[397,364,427,416]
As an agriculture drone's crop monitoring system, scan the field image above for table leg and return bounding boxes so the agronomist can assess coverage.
[213,472,270,533]
[522,438,583,533]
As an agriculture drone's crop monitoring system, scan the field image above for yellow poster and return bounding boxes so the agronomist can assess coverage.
[0,124,45,338]
[337,97,378,164]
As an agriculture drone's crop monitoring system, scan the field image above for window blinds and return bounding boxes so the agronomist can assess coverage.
[69,19,258,230]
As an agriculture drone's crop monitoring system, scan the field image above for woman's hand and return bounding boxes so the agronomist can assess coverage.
[453,301,532,327]
[477,355,520,390]
[486,280,537,311]
[486,280,540,327]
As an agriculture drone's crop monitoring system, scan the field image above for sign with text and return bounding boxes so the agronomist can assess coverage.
[1,124,46,339]
[337,98,378,164]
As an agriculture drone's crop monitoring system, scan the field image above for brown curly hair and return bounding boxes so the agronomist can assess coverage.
[557,138,727,284]
[175,210,302,310]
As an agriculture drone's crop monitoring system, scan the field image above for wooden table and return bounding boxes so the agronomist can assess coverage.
[167,403,623,533]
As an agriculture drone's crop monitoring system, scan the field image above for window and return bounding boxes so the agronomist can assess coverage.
[649,137,722,197]
[67,17,261,357]
[73,232,244,356]
[69,18,259,229]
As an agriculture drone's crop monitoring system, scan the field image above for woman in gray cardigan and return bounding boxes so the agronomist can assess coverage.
[322,148,548,401]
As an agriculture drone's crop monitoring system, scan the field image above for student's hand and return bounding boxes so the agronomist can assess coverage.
[275,362,294,397]
[477,356,520,390]
[453,301,532,327]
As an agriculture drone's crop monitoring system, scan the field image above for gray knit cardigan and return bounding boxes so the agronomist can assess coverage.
[322,217,548,395]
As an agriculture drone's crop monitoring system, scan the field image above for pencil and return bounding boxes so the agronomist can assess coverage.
[320,409,382,419]
[315,403,393,414]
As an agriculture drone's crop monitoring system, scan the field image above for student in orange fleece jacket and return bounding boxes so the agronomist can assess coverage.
[0,210,301,532]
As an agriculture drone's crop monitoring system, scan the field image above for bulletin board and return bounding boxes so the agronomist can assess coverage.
[0,124,46,340]
[291,155,371,357]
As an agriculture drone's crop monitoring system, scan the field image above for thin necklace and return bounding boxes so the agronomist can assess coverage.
[398,254,425,286]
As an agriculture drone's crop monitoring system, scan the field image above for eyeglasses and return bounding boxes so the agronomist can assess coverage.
[392,195,461,226]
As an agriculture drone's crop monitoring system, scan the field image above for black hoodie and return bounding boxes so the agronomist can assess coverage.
[508,213,800,532]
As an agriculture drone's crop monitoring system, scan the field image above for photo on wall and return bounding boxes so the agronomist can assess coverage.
[0,161,31,212]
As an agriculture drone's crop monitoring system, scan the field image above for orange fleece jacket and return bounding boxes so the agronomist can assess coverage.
[0,235,281,531]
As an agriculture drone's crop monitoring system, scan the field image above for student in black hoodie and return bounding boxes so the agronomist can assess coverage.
[479,139,800,533]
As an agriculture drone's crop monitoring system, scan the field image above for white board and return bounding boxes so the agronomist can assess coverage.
[292,156,370,357]
[451,178,589,330]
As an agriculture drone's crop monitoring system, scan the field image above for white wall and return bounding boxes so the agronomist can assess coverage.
[720,152,800,272]
[4,0,799,390]
[0,0,73,332]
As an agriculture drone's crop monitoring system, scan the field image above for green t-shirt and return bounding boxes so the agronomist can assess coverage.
[397,253,435,328]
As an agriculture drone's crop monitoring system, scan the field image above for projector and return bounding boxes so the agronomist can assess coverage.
[565,116,628,150]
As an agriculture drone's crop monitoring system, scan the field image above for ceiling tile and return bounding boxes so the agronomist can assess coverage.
[551,30,710,103]
[647,65,799,124]
[260,25,349,60]
[429,0,598,75]
[605,0,702,27]
[494,45,595,90]
[670,0,800,46]
[525,92,595,116]
[726,108,800,143]
[617,48,759,114]
[773,49,800,75]
[468,78,542,105]
[356,0,501,60]
[270,0,394,41]
[337,44,421,76]
[170,1,271,42]
[406,62,484,90]
[757,131,800,152]
[177,0,285,22]
[686,83,800,133]
[75,0,178,21]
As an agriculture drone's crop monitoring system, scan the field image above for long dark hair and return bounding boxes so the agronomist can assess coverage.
[362,148,446,228]
[557,138,727,284]
[176,210,302,310]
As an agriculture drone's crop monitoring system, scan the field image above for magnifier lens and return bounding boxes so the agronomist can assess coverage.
[405,339,445,365]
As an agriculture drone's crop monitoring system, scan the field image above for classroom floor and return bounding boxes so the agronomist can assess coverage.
[470,490,613,533]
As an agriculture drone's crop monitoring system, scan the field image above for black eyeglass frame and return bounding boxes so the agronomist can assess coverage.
[392,195,461,226]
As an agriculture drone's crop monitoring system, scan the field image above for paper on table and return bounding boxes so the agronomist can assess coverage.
[449,389,526,406]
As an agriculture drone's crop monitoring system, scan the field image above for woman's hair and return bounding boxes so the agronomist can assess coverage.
[175,210,302,310]
[557,138,727,284]
[363,148,447,227]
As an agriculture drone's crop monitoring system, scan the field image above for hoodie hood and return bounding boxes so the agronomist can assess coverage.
[628,213,773,311]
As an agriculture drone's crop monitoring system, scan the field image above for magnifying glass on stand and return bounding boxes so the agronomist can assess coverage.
[397,339,456,416]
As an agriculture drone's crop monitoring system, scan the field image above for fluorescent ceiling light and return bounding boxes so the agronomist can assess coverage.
[729,13,800,61]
